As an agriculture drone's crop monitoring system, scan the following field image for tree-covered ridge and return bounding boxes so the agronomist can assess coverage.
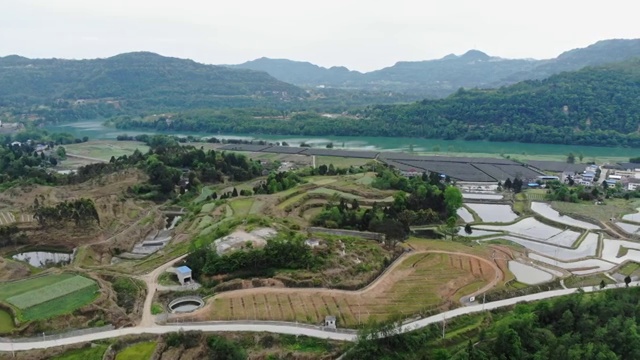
[116,59,640,147]
[0,52,305,110]
[0,134,262,201]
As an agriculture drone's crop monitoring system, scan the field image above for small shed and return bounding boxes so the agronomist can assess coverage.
[175,266,193,285]
[324,315,336,329]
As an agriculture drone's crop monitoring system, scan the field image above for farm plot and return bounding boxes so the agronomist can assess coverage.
[614,222,640,235]
[457,207,475,223]
[483,233,598,260]
[308,187,361,200]
[462,193,503,200]
[206,252,495,327]
[229,198,255,216]
[0,212,16,225]
[508,261,553,285]
[528,253,616,275]
[532,202,600,230]
[0,274,98,321]
[477,217,564,241]
[601,239,640,264]
[457,229,501,238]
[466,204,518,223]
[622,208,640,223]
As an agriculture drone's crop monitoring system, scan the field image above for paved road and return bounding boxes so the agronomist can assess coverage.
[3,281,637,352]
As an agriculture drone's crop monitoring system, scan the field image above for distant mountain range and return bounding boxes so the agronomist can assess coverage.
[230,39,640,97]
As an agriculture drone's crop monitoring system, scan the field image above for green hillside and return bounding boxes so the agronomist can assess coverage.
[0,52,306,112]
[118,59,640,147]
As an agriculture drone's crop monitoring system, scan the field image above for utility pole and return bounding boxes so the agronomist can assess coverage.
[442,314,446,339]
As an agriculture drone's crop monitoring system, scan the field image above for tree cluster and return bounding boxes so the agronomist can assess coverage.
[253,171,303,195]
[33,198,100,227]
[185,234,324,280]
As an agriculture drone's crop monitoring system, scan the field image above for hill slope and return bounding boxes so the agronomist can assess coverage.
[232,39,640,98]
[0,52,306,110]
[123,59,640,147]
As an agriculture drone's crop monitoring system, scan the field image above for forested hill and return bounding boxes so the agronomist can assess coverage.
[117,59,640,147]
[361,59,640,146]
[232,39,640,98]
[0,52,306,110]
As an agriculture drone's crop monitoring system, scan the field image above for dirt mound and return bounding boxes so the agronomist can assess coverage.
[0,257,31,281]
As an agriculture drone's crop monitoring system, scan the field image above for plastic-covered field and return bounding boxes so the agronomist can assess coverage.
[529,253,616,275]
[457,207,475,223]
[462,193,503,200]
[614,222,640,235]
[466,204,518,223]
[532,202,601,230]
[601,239,640,264]
[622,208,640,223]
[508,261,553,284]
[477,218,563,241]
[483,233,598,261]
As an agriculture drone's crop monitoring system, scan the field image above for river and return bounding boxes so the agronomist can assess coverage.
[44,120,638,159]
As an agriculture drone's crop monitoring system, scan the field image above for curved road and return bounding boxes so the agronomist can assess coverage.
[2,281,636,352]
[0,281,640,352]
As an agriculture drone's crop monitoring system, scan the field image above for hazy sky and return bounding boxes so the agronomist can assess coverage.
[1,0,638,72]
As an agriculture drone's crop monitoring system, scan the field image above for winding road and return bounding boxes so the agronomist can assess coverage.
[2,281,636,352]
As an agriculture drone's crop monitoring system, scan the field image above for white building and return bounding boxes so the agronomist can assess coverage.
[175,266,193,285]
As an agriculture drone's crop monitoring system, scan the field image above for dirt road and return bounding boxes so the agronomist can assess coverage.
[138,254,188,327]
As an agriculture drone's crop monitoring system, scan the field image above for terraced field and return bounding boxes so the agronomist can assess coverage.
[204,252,496,327]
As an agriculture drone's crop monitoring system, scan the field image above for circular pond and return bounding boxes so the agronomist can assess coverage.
[168,297,204,313]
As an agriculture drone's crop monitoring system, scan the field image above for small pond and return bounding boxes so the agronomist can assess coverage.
[168,297,204,313]
[508,261,553,285]
[0,309,14,334]
[12,250,74,268]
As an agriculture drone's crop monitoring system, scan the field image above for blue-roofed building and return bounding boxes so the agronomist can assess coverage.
[176,266,193,285]
[527,183,540,188]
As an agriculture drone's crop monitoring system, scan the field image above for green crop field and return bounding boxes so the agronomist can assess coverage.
[7,276,95,309]
[0,274,99,321]
[0,273,76,300]
[116,342,157,360]
[229,198,254,216]
[51,344,108,360]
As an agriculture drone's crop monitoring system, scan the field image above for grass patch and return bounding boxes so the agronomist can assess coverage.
[618,262,640,276]
[64,140,149,161]
[0,309,14,333]
[563,274,614,288]
[115,342,157,360]
[315,156,372,168]
[151,303,164,315]
[51,345,109,360]
[617,246,630,258]
[158,272,180,286]
[229,198,254,216]
[552,198,640,223]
